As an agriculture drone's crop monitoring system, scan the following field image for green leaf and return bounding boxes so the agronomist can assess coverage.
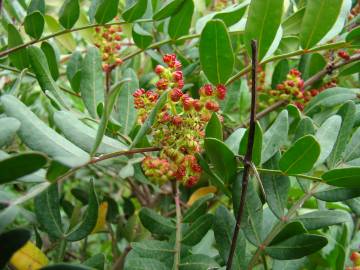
[346,25,360,45]
[122,0,147,23]
[279,135,320,175]
[322,167,360,188]
[0,207,20,233]
[131,240,174,261]
[262,153,290,219]
[124,257,167,270]
[7,23,29,69]
[266,234,328,260]
[80,47,105,118]
[345,198,360,216]
[118,68,138,135]
[300,0,349,49]
[304,88,359,115]
[199,19,234,85]
[168,0,194,39]
[0,117,20,148]
[66,180,99,241]
[139,208,175,235]
[271,59,289,89]
[239,122,262,166]
[40,264,93,270]
[270,221,307,245]
[213,206,245,270]
[225,128,246,154]
[293,117,315,142]
[343,127,360,162]
[35,183,64,239]
[0,95,89,167]
[244,0,284,60]
[205,113,223,141]
[183,194,213,223]
[0,153,47,184]
[153,0,184,20]
[182,214,213,246]
[83,253,105,270]
[91,78,130,155]
[315,115,342,166]
[59,0,80,29]
[327,101,356,168]
[44,15,76,51]
[282,7,305,36]
[130,90,169,148]
[295,210,350,230]
[66,51,82,92]
[24,11,44,39]
[0,229,31,269]
[314,186,360,202]
[204,138,236,184]
[94,0,119,24]
[262,110,288,164]
[132,23,152,49]
[41,41,59,80]
[299,53,326,81]
[54,111,127,154]
[27,0,45,14]
[179,254,220,270]
[28,46,68,108]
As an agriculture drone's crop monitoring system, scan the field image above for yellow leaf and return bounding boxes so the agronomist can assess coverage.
[10,241,48,270]
[91,201,108,233]
[187,186,217,206]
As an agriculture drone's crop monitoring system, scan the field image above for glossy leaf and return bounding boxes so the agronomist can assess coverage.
[244,0,284,60]
[0,229,31,269]
[7,23,29,69]
[80,47,105,118]
[205,113,223,141]
[94,0,119,24]
[239,121,262,166]
[0,117,20,148]
[293,117,315,142]
[279,135,320,175]
[322,167,360,188]
[132,23,152,49]
[66,180,99,241]
[168,0,194,39]
[139,208,175,235]
[182,214,213,246]
[59,0,80,29]
[295,210,350,230]
[262,110,288,164]
[41,41,59,80]
[266,234,328,260]
[346,25,360,45]
[199,19,234,85]
[0,95,89,167]
[204,138,236,184]
[35,183,64,239]
[122,0,147,23]
[27,0,45,14]
[153,0,184,20]
[0,153,47,184]
[24,11,44,39]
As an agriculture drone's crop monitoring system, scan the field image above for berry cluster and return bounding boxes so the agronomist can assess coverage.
[346,252,360,270]
[136,54,226,187]
[94,25,123,72]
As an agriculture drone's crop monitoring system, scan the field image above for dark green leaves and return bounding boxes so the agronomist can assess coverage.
[153,0,184,20]
[41,41,59,80]
[132,24,152,49]
[95,0,119,24]
[182,214,213,246]
[80,47,105,118]
[139,208,175,235]
[0,153,47,184]
[300,0,344,49]
[24,11,44,39]
[122,0,147,23]
[59,0,80,29]
[266,234,328,260]
[183,194,213,223]
[199,19,234,85]
[205,113,223,141]
[244,0,284,60]
[35,183,64,239]
[66,180,99,241]
[322,167,360,188]
[295,210,350,230]
[0,229,31,269]
[204,138,237,184]
[279,135,320,175]
[7,24,29,69]
[168,0,194,39]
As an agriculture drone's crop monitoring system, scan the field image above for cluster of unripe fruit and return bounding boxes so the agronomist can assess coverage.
[94,25,123,72]
[134,54,226,187]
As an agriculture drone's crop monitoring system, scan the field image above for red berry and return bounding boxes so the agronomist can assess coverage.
[155,65,165,75]
[289,68,301,77]
[156,78,168,90]
[216,84,226,100]
[276,84,285,90]
[310,89,319,96]
[204,84,213,96]
[286,80,295,87]
[170,88,183,102]
[297,79,304,89]
[133,88,145,97]
[172,71,183,81]
[172,116,183,126]
[181,94,193,111]
[205,101,219,112]
[192,99,203,111]
[185,176,198,187]
[163,54,176,64]
[338,50,350,60]
[114,34,121,41]
[177,79,184,89]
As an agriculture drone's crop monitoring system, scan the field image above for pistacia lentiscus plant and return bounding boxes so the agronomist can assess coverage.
[0,0,360,270]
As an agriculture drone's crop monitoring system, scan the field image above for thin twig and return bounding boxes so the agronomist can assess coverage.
[226,40,258,270]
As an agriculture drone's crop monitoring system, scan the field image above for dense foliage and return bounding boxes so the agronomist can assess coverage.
[0,0,360,269]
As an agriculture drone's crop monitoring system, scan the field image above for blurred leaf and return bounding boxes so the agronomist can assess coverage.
[295,210,350,230]
[7,23,29,69]
[131,240,173,261]
[139,208,175,235]
[41,41,59,80]
[0,207,19,233]
[80,47,105,118]
[10,241,49,269]
[322,167,360,188]
[266,234,328,259]
[168,0,194,39]
[66,51,83,92]
[346,25,360,45]
[40,264,93,270]
[299,53,326,81]
[199,19,234,85]
[271,59,289,89]
[59,0,80,29]
[0,117,20,148]
[66,180,99,241]
[183,193,213,223]
[24,11,44,39]
[205,113,223,141]
[239,122,262,166]
[293,117,315,142]
[153,0,184,20]
[225,128,246,154]
[122,0,147,22]
[83,254,105,270]
[94,0,119,24]
[182,214,213,246]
